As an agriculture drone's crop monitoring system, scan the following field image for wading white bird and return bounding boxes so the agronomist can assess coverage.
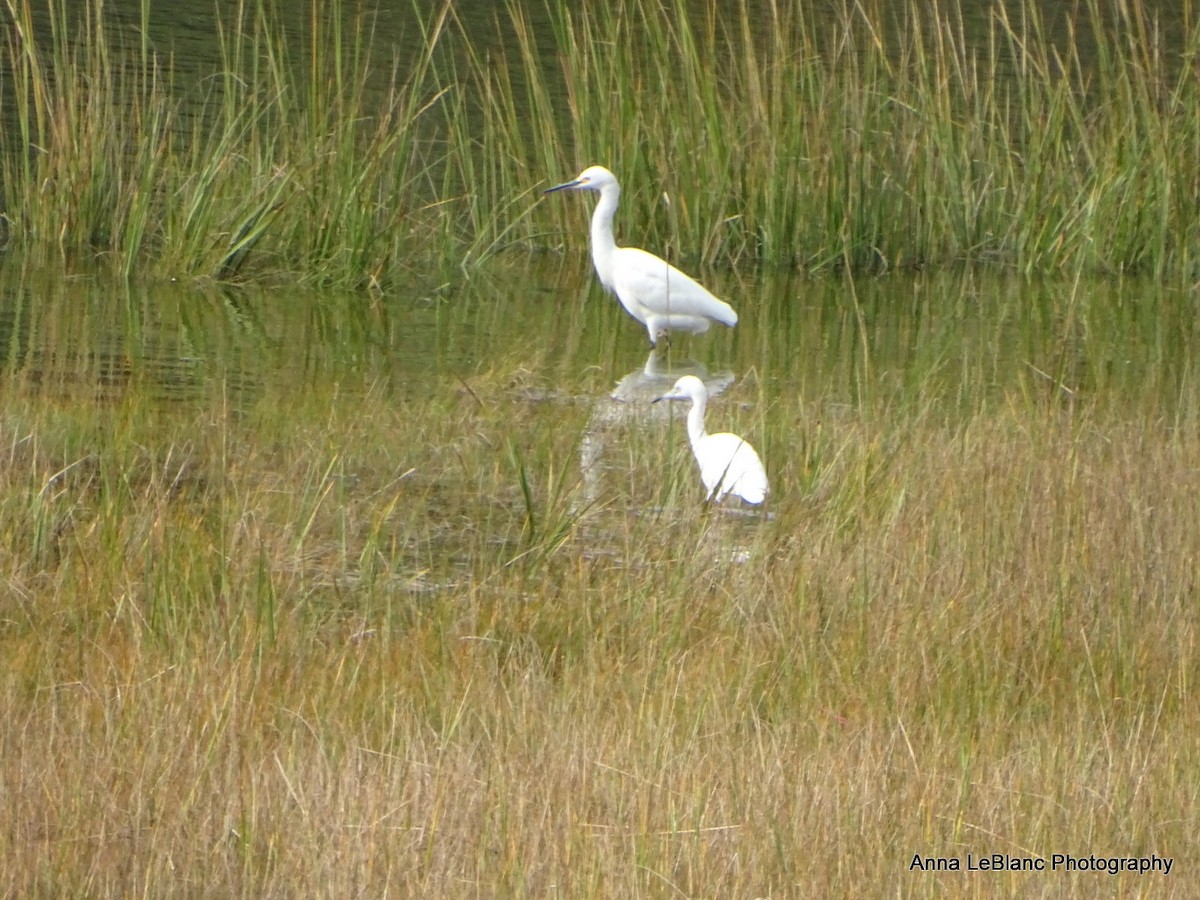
[545,165,738,347]
[654,375,768,505]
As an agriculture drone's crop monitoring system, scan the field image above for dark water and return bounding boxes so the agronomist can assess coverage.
[8,1,1192,97]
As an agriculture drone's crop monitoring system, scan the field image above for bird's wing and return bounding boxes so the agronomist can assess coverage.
[613,248,737,325]
[701,433,768,502]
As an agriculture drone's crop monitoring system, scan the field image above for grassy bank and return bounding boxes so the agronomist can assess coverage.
[0,336,1197,894]
[2,0,1200,282]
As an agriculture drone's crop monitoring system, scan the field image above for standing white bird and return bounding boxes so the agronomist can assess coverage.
[545,165,738,347]
[654,375,768,505]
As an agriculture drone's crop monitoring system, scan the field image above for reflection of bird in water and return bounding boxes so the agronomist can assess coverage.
[610,349,733,404]
[545,165,738,347]
[580,352,734,505]
[655,375,768,505]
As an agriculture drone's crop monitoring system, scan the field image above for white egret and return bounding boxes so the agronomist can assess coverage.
[654,375,768,505]
[545,165,738,346]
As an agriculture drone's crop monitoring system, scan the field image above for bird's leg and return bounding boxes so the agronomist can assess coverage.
[645,316,672,348]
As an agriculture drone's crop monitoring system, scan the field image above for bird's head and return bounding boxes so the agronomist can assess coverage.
[653,375,707,405]
[545,165,618,195]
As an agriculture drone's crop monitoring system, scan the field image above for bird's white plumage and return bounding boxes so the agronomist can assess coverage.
[545,166,737,346]
[655,375,768,505]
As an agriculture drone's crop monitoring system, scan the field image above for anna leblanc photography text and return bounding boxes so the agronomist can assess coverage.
[909,853,1173,875]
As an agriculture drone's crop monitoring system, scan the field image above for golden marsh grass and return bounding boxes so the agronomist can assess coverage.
[1,314,1197,894]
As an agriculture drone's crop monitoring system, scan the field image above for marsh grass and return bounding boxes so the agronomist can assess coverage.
[2,296,1200,893]
[4,0,1200,281]
[1,0,456,287]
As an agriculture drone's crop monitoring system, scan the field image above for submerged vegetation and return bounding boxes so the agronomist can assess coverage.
[1,0,1200,283]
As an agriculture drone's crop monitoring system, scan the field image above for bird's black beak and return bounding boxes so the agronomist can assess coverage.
[544,178,583,194]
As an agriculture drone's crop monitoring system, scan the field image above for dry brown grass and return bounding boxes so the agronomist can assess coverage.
[0,339,1196,897]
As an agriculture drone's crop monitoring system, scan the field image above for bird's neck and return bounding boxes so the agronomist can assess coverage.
[589,184,620,289]
[686,397,708,447]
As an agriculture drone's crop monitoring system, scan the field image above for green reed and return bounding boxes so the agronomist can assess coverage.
[2,0,1200,281]
[1,0,457,287]
[487,0,1200,276]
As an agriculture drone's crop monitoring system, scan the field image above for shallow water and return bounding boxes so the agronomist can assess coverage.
[4,261,1197,462]
[4,262,1197,411]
